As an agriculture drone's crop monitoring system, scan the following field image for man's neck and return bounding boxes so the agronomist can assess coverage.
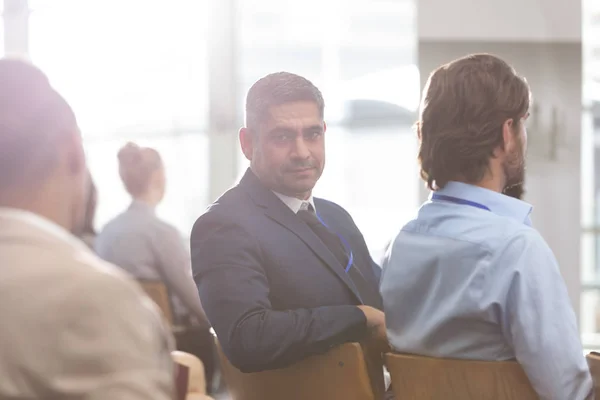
[0,193,71,232]
[133,194,159,208]
[455,169,505,194]
[472,179,504,193]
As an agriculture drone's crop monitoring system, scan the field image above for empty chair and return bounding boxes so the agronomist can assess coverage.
[385,353,537,400]
[216,340,385,400]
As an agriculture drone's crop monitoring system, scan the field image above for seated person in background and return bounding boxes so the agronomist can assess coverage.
[0,58,173,399]
[191,72,387,373]
[380,54,592,399]
[95,142,215,392]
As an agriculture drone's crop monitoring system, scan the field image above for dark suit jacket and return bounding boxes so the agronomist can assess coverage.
[191,169,383,372]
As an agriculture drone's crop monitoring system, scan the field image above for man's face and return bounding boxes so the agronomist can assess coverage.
[242,101,326,199]
[503,117,528,190]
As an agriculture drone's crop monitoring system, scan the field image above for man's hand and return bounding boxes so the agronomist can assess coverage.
[357,305,390,352]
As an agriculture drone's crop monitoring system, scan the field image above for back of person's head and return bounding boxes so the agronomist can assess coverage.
[245,71,325,133]
[417,53,530,190]
[117,142,164,203]
[0,58,85,232]
[503,183,525,200]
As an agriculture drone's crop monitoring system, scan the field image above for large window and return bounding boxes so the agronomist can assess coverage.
[581,0,600,346]
[2,0,419,253]
[28,0,210,234]
[238,0,419,260]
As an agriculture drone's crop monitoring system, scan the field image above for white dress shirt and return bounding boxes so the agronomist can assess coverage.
[272,191,316,214]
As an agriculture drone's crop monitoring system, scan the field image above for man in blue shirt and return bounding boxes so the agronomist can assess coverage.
[381,54,593,399]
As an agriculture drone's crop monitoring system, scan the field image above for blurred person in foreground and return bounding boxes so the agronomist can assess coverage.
[380,54,592,399]
[190,72,388,376]
[79,171,98,249]
[95,142,214,392]
[0,58,174,400]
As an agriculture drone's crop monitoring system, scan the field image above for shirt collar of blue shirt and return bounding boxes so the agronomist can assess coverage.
[429,181,533,226]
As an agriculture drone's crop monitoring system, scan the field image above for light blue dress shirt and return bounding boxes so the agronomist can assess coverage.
[381,181,593,400]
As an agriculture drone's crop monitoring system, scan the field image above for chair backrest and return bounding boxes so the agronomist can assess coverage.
[385,353,537,400]
[216,339,384,400]
[586,352,600,394]
[174,361,190,400]
[138,280,174,325]
[171,351,208,395]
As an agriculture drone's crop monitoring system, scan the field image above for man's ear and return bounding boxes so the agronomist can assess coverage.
[66,130,86,177]
[239,127,253,161]
[501,118,516,152]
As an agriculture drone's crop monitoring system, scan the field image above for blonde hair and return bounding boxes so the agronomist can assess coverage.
[117,142,162,197]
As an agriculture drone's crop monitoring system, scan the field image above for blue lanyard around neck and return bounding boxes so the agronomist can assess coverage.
[314,211,354,273]
[431,193,491,212]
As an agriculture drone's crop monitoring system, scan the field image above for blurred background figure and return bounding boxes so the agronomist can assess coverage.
[79,171,98,249]
[95,142,215,393]
[0,57,174,400]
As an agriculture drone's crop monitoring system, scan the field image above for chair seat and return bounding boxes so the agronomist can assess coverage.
[216,341,384,400]
[385,353,537,400]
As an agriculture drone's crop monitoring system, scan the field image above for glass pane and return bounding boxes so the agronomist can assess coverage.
[29,0,209,138]
[583,0,600,261]
[583,0,600,346]
[315,125,418,261]
[238,0,418,259]
[0,1,4,56]
[85,133,209,237]
[581,289,600,347]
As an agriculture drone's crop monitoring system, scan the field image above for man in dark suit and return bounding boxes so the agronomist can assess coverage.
[191,72,386,373]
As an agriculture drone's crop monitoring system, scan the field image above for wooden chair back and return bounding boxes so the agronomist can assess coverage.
[216,340,384,400]
[172,351,208,395]
[138,280,174,325]
[385,353,537,400]
[586,352,600,395]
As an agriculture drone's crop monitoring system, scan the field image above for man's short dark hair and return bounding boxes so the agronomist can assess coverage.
[417,54,530,190]
[0,58,77,190]
[245,72,325,132]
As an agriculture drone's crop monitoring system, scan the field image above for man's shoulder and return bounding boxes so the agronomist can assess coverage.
[0,243,157,325]
[409,203,537,249]
[192,185,257,234]
[314,197,352,219]
[57,248,151,304]
[498,223,551,256]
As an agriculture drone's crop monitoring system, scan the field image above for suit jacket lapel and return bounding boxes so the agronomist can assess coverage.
[239,169,363,303]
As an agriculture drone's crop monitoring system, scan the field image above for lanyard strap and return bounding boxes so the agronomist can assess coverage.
[315,212,354,273]
[431,193,491,212]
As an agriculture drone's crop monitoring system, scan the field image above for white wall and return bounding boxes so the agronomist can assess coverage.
[418,0,581,42]
[417,0,583,319]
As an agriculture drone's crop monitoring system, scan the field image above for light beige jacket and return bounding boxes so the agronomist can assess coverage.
[0,208,175,400]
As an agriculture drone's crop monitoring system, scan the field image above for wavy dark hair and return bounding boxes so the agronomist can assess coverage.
[417,54,530,190]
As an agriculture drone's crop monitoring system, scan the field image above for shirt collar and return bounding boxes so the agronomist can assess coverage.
[272,191,316,214]
[0,207,87,249]
[128,200,156,214]
[429,181,533,225]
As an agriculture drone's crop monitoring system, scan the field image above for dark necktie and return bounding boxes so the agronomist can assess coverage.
[297,204,381,307]
[297,205,349,269]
